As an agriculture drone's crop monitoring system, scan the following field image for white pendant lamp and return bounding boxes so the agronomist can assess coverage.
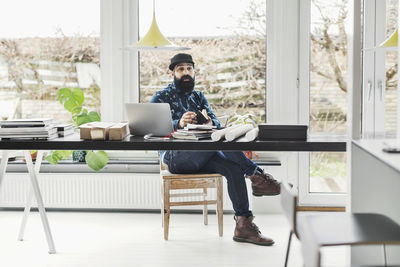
[125,0,190,51]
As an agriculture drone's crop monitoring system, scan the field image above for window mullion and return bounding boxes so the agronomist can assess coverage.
[374,0,387,136]
[362,0,377,136]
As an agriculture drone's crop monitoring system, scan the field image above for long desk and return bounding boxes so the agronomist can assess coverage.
[350,139,400,264]
[0,134,346,151]
[0,134,346,254]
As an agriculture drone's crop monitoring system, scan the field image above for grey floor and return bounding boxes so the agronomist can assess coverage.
[0,211,347,267]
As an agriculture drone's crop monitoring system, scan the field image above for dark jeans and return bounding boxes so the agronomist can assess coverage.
[164,151,258,217]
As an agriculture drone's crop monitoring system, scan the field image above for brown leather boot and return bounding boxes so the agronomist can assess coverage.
[233,216,274,246]
[248,171,280,196]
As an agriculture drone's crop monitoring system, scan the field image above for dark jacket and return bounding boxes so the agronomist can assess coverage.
[150,82,221,130]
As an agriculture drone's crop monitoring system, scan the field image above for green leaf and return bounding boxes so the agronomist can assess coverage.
[58,150,73,159]
[71,106,83,116]
[88,111,100,122]
[58,88,72,104]
[75,110,100,126]
[85,151,108,171]
[45,154,58,165]
[76,114,92,126]
[57,87,84,113]
[45,150,73,165]
[71,88,84,106]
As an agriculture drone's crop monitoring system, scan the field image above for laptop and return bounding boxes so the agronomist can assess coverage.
[125,103,174,137]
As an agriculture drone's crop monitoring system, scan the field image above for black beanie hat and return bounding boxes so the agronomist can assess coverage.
[169,53,195,71]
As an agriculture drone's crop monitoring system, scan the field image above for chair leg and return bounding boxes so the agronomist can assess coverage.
[284,230,294,267]
[216,177,223,237]
[203,188,208,225]
[161,181,164,228]
[163,180,170,240]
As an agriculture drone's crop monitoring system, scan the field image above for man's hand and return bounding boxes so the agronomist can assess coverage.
[178,111,197,128]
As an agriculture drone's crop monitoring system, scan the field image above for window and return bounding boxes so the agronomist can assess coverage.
[138,0,267,123]
[362,0,398,138]
[298,0,348,206]
[0,0,100,124]
[309,0,347,194]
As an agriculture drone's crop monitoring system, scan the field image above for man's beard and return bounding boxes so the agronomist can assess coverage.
[174,75,195,94]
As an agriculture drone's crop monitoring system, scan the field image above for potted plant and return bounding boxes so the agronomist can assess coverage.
[45,88,108,171]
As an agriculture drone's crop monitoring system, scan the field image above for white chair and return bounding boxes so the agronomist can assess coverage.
[281,183,400,267]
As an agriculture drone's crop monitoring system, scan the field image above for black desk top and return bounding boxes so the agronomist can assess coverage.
[0,134,346,152]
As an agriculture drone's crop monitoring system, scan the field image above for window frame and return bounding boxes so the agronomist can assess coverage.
[362,0,387,138]
[102,0,286,163]
[101,0,346,207]
[297,0,349,206]
[100,0,144,160]
[100,0,139,124]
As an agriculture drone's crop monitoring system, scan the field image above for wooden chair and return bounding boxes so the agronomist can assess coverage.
[281,183,400,267]
[160,161,223,240]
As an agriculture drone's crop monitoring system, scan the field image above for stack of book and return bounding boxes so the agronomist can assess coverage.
[55,124,74,137]
[172,124,216,140]
[0,118,58,139]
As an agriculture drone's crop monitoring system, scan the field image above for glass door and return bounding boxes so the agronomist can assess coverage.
[299,0,398,206]
[298,0,348,206]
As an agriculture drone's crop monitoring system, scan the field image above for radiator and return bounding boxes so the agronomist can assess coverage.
[0,173,239,211]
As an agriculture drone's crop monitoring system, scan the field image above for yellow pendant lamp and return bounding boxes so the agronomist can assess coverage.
[363,28,398,51]
[126,0,189,51]
[378,28,398,48]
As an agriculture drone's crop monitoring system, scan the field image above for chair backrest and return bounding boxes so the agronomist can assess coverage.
[280,182,298,237]
[160,160,167,171]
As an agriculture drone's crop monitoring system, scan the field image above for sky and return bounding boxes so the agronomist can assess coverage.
[0,0,255,39]
[0,0,100,38]
[139,0,253,37]
[0,0,355,39]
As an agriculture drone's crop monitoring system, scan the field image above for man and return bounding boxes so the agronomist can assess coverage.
[151,53,280,246]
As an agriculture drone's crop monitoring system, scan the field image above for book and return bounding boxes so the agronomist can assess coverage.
[55,123,74,137]
[0,118,53,127]
[196,109,209,124]
[109,122,129,141]
[0,118,56,139]
[172,129,213,140]
[0,125,55,134]
[79,122,115,140]
[185,123,216,130]
[176,129,214,134]
[55,124,73,131]
[0,128,58,139]
[0,119,57,139]
[58,128,74,137]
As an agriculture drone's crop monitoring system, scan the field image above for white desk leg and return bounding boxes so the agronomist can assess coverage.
[23,150,56,254]
[18,150,44,242]
[0,150,9,189]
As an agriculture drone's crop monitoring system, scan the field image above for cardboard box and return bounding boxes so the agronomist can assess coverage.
[109,122,129,140]
[79,122,115,140]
